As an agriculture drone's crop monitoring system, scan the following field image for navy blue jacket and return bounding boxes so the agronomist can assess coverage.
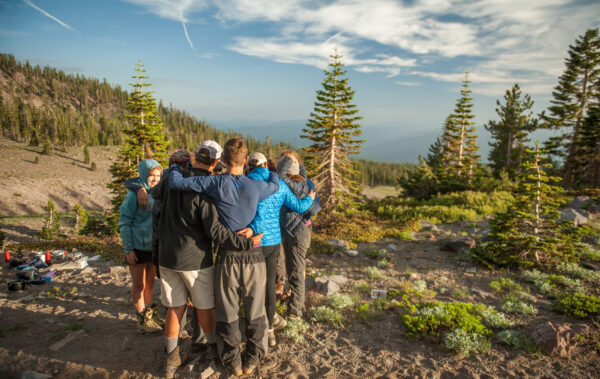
[169,166,279,231]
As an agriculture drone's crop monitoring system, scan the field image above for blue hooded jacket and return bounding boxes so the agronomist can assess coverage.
[247,166,313,246]
[119,159,162,253]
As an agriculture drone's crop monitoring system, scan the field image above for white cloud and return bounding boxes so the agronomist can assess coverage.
[123,0,600,97]
[22,0,76,32]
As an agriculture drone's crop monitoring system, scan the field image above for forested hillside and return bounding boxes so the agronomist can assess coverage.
[0,53,406,186]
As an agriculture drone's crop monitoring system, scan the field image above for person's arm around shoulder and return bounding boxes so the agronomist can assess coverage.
[199,197,259,251]
[251,172,280,201]
[282,180,314,213]
[169,165,219,194]
[124,177,151,210]
[118,192,139,265]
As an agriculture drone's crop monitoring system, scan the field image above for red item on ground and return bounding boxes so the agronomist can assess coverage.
[45,251,51,265]
[4,251,9,263]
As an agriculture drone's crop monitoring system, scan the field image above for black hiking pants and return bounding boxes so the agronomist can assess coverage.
[282,225,311,317]
[215,248,268,368]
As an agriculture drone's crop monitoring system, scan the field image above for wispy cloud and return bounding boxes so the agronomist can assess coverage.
[124,0,208,53]
[123,0,600,97]
[22,0,76,32]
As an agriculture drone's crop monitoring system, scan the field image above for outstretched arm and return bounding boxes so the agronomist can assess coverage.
[282,181,314,213]
[169,165,219,195]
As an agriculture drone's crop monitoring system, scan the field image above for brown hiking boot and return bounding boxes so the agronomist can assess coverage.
[268,329,276,348]
[137,308,162,334]
[150,303,165,327]
[164,346,181,379]
[272,313,287,331]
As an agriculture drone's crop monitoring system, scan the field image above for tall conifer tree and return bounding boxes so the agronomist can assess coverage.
[485,84,537,179]
[107,61,169,232]
[302,51,363,211]
[574,104,600,187]
[542,28,600,185]
[475,142,578,268]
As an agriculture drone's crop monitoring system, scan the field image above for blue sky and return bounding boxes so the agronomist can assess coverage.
[1,0,599,162]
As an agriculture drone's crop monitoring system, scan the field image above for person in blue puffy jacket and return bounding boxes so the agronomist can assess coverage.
[246,152,315,347]
[119,159,163,334]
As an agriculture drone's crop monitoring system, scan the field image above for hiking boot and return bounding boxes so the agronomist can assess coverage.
[268,329,276,348]
[150,303,165,327]
[226,360,243,377]
[242,360,258,375]
[204,343,219,364]
[272,313,287,331]
[164,346,181,379]
[137,308,162,334]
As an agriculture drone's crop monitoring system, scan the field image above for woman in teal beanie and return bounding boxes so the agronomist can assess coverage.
[119,159,163,333]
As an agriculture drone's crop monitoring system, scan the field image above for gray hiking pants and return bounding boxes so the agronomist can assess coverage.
[214,248,268,367]
[282,225,312,317]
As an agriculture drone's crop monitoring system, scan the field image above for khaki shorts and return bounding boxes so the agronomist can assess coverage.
[159,266,215,309]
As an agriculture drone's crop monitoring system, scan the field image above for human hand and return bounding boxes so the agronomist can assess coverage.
[137,188,150,209]
[308,190,316,200]
[125,251,138,266]
[251,233,263,248]
[237,227,254,238]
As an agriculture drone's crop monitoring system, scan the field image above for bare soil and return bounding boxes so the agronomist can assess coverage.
[0,139,599,378]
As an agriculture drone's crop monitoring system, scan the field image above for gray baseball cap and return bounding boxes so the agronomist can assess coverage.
[197,140,223,159]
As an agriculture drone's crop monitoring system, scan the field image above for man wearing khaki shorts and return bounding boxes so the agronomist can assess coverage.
[153,141,262,379]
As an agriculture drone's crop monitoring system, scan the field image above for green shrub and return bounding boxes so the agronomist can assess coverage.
[356,301,387,323]
[366,266,384,280]
[496,330,540,354]
[282,318,310,343]
[33,156,39,164]
[401,301,492,340]
[307,306,344,327]
[555,262,600,281]
[368,191,514,224]
[480,308,516,329]
[501,301,538,315]
[557,292,600,317]
[489,278,522,295]
[73,204,89,234]
[326,293,355,310]
[578,246,600,261]
[365,249,388,259]
[444,328,491,356]
[307,236,334,255]
[91,161,97,171]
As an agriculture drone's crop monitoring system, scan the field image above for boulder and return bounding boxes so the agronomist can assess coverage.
[345,250,359,257]
[440,237,477,253]
[420,220,439,232]
[530,321,590,357]
[558,208,589,227]
[566,196,592,210]
[385,243,398,251]
[326,239,350,251]
[314,275,348,296]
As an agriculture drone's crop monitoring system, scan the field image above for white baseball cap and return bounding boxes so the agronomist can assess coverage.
[197,140,223,159]
[248,152,267,166]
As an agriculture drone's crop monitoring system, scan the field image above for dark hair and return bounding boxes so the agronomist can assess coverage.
[267,158,277,172]
[223,137,247,167]
[195,148,214,165]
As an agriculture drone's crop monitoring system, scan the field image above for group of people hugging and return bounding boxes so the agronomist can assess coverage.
[117,137,320,377]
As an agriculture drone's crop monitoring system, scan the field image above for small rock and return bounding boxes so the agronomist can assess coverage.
[440,238,477,253]
[531,321,590,357]
[345,250,358,257]
[44,318,56,325]
[385,243,398,251]
[314,275,349,296]
[465,267,477,273]
[427,234,436,240]
[470,288,491,299]
[16,295,34,303]
[120,336,133,352]
[80,267,95,275]
[558,208,589,227]
[326,239,350,251]
[20,371,51,379]
[110,266,128,275]
[420,220,438,232]
[49,329,87,351]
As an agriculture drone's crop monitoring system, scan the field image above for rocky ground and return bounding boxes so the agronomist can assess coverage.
[1,221,599,378]
[1,138,599,378]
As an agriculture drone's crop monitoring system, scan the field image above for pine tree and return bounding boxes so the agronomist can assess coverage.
[485,84,537,179]
[41,199,61,240]
[574,104,600,187]
[106,61,169,232]
[83,145,90,164]
[302,51,364,211]
[542,28,600,186]
[474,142,579,268]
